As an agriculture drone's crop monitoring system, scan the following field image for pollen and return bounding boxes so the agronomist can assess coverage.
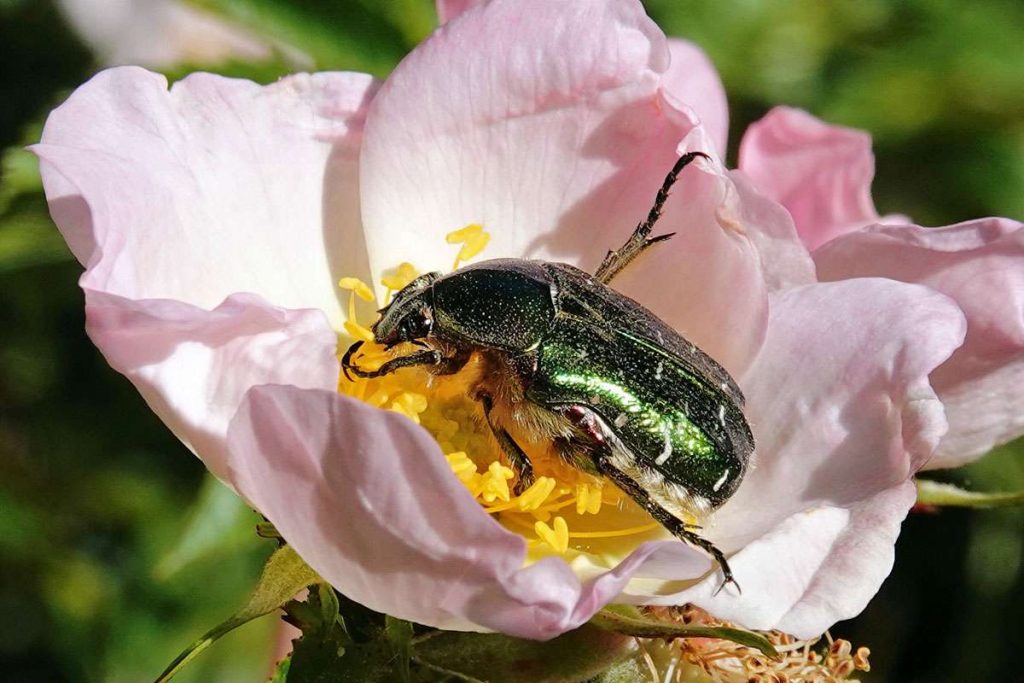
[337,228,669,562]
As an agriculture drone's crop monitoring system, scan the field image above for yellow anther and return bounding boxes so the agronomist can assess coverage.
[338,277,376,302]
[447,224,491,270]
[453,232,491,270]
[516,477,557,511]
[390,392,428,423]
[445,223,484,243]
[535,516,570,554]
[344,320,375,343]
[480,461,515,503]
[445,451,476,475]
[575,483,604,515]
[381,262,420,291]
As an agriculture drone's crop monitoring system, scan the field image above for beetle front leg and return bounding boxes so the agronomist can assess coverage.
[595,457,740,595]
[344,349,445,379]
[594,151,710,284]
[478,393,535,496]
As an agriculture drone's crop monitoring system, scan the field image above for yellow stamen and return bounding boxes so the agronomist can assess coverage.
[575,482,603,515]
[568,523,661,539]
[480,461,515,503]
[534,516,570,554]
[446,223,491,270]
[336,228,681,562]
[338,277,376,302]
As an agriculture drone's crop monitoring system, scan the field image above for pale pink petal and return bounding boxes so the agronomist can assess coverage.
[435,0,483,24]
[361,0,767,374]
[738,107,879,251]
[727,170,816,291]
[630,482,917,639]
[36,66,378,331]
[712,279,965,550]
[36,67,376,479]
[661,39,729,157]
[86,291,339,481]
[225,385,716,639]
[815,218,1024,468]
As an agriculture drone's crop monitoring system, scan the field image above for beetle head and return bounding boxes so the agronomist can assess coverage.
[372,272,440,348]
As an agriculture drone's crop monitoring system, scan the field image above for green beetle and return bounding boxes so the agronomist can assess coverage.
[342,153,753,590]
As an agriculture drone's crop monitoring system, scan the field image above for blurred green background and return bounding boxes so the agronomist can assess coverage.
[0,0,1021,681]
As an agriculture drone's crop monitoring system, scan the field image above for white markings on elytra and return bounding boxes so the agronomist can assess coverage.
[717,404,726,426]
[712,469,730,493]
[654,361,664,380]
[613,413,629,428]
[654,424,674,465]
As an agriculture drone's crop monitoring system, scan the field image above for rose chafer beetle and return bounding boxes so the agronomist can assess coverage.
[343,152,754,589]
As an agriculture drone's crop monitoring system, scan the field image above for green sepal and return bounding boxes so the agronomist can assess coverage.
[409,624,638,683]
[916,478,1024,508]
[590,604,779,660]
[589,657,650,683]
[155,545,320,682]
[269,654,292,683]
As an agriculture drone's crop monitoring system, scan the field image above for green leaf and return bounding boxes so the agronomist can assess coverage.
[410,624,638,683]
[155,545,320,682]
[916,479,1024,508]
[0,144,42,214]
[385,616,414,683]
[0,196,72,272]
[590,604,779,660]
[154,474,256,580]
[183,0,416,74]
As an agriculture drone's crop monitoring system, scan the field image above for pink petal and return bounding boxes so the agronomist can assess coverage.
[85,291,339,481]
[661,39,729,157]
[634,482,917,639]
[613,280,963,635]
[727,169,816,291]
[714,278,965,550]
[36,67,376,479]
[226,385,720,639]
[815,218,1024,468]
[738,107,879,251]
[36,66,378,331]
[361,0,767,374]
[435,0,483,24]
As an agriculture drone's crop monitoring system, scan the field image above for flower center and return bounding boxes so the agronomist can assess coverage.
[336,226,670,560]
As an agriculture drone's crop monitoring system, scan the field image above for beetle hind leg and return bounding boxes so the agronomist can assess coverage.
[596,459,740,595]
[594,151,710,284]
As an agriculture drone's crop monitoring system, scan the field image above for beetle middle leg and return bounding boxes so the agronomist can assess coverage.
[477,392,535,496]
[595,457,740,595]
[594,151,710,284]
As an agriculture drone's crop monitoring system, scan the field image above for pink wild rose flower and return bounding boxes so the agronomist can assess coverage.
[34,0,1023,641]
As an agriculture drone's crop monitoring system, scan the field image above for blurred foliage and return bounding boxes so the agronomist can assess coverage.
[0,0,1021,681]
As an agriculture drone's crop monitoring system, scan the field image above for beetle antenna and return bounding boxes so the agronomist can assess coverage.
[594,151,710,284]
